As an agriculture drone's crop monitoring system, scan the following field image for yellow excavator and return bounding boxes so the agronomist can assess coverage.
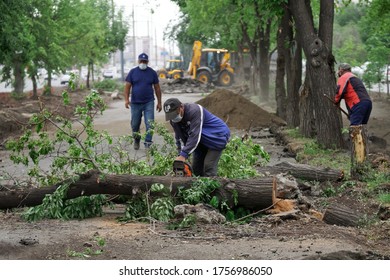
[188,40,234,86]
[157,59,184,80]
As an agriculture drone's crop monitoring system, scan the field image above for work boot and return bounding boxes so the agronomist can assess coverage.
[144,142,152,150]
[134,140,140,150]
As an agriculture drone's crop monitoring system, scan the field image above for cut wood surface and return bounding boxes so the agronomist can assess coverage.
[257,161,344,181]
[0,170,275,210]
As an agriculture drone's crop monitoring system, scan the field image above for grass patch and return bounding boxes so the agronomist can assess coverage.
[363,170,390,190]
[285,128,351,173]
[92,79,121,91]
[378,193,390,204]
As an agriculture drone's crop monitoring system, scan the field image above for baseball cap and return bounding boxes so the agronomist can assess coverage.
[339,63,351,71]
[138,53,149,61]
[164,98,182,121]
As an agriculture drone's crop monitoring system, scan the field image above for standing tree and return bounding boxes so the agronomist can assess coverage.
[275,4,302,127]
[360,0,390,96]
[289,0,345,149]
[0,0,36,95]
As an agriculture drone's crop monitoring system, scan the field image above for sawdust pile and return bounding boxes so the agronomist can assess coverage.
[196,89,286,130]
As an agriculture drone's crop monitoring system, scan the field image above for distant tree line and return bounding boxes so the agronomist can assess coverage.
[0,0,128,96]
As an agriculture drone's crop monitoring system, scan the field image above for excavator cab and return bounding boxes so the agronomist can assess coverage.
[157,59,184,80]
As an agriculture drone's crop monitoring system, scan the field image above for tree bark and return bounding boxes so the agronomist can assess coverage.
[240,20,259,96]
[299,79,315,137]
[323,204,360,227]
[31,74,38,99]
[275,10,288,121]
[285,7,302,128]
[289,0,345,149]
[0,171,275,211]
[13,56,25,94]
[259,20,271,101]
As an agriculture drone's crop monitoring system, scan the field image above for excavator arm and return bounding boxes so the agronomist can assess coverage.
[188,40,202,79]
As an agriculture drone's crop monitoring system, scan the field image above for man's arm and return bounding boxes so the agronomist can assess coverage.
[153,83,162,112]
[124,82,131,108]
[179,105,203,158]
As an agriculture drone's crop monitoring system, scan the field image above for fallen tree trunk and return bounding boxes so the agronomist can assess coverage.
[0,170,275,210]
[257,161,344,182]
[322,204,361,227]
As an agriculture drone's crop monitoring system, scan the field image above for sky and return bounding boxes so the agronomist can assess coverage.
[114,0,181,50]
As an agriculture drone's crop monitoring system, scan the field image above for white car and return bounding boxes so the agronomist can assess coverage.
[60,73,71,85]
[103,69,114,79]
[351,62,369,78]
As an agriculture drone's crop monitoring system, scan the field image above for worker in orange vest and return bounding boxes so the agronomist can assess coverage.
[335,63,372,125]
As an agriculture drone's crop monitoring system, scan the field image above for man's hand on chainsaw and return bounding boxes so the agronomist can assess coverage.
[173,158,193,177]
[175,155,186,162]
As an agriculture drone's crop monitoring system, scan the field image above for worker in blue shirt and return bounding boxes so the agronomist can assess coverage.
[124,53,162,150]
[163,98,230,176]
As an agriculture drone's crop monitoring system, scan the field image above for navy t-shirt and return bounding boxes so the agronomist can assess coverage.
[125,66,159,104]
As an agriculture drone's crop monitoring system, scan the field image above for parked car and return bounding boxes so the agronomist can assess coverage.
[60,73,71,85]
[351,62,369,78]
[103,69,114,79]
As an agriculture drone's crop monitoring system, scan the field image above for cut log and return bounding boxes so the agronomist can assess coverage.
[322,204,360,227]
[350,125,369,179]
[257,161,344,181]
[0,170,274,210]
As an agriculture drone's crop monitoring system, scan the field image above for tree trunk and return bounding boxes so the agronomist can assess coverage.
[31,74,38,99]
[240,18,260,96]
[275,11,288,121]
[323,204,360,227]
[285,7,302,128]
[350,125,369,179]
[299,78,315,137]
[259,20,271,101]
[289,0,345,149]
[0,171,275,211]
[13,57,25,94]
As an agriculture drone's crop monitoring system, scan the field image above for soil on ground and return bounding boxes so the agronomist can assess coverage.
[0,84,389,260]
[196,89,286,130]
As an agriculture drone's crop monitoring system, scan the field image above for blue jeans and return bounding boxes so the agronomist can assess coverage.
[130,100,154,145]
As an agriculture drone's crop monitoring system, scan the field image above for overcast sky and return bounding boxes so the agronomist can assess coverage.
[114,0,181,48]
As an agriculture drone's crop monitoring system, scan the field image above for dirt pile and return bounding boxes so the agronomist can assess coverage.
[196,89,286,130]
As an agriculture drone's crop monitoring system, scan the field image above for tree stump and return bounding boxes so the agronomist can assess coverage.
[350,125,369,179]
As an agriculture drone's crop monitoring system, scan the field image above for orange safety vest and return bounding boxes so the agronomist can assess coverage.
[335,72,362,110]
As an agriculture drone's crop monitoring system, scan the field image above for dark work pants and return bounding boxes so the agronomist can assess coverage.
[350,99,372,125]
[192,143,223,177]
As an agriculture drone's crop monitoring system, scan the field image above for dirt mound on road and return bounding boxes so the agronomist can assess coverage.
[196,89,286,130]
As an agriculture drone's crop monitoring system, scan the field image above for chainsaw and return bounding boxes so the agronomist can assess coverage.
[173,160,193,177]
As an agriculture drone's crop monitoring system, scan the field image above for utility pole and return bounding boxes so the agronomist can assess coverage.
[155,27,158,67]
[111,0,115,66]
[132,4,136,65]
[163,40,166,66]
